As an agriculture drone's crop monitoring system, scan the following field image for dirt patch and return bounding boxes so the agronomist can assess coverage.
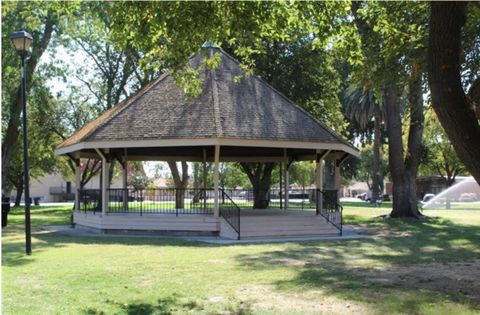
[235,284,370,315]
[358,259,480,303]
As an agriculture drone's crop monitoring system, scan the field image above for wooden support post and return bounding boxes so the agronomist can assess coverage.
[334,160,341,200]
[316,150,330,214]
[283,149,289,210]
[279,162,283,209]
[213,145,220,217]
[96,149,110,216]
[203,148,207,210]
[102,159,110,216]
[74,158,81,211]
[315,158,322,214]
[122,149,128,211]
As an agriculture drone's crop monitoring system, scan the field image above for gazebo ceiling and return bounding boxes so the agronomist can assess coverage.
[56,45,358,161]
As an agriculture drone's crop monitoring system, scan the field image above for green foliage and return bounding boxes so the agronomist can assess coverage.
[341,1,429,88]
[355,144,388,189]
[419,109,468,184]
[344,84,382,130]
[220,163,250,189]
[127,162,150,191]
[6,81,64,191]
[461,4,480,87]
[248,38,347,133]
[289,162,315,189]
[108,2,349,98]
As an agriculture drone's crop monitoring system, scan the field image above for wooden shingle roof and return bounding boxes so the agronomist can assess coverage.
[57,47,357,156]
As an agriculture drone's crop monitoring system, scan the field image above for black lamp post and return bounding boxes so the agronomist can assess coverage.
[10,31,33,255]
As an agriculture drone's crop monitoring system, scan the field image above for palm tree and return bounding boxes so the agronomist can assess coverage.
[345,84,384,203]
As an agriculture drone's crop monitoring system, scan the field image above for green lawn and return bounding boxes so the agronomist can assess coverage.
[2,203,480,315]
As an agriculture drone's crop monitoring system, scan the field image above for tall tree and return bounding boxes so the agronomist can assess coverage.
[6,80,62,205]
[428,2,480,186]
[344,84,384,202]
[350,1,428,218]
[56,1,157,188]
[1,2,76,195]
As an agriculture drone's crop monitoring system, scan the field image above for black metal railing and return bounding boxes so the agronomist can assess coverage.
[106,188,214,215]
[79,189,101,213]
[219,189,241,239]
[219,188,317,211]
[317,189,343,234]
[77,187,342,233]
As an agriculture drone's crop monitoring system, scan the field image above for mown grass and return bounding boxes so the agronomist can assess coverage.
[2,202,480,314]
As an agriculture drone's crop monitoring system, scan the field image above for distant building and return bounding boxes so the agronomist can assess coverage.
[10,172,170,203]
[10,172,123,203]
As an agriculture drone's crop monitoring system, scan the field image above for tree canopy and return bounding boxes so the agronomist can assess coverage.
[2,1,479,218]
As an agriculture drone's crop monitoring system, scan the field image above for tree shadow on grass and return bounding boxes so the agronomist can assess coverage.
[82,297,178,315]
[81,295,253,315]
[235,217,480,312]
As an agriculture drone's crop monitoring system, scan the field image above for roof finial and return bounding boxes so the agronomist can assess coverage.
[202,41,219,49]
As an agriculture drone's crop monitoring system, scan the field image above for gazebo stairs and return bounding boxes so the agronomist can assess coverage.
[219,210,340,240]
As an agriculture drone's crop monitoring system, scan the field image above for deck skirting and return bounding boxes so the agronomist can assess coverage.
[73,209,340,239]
[73,211,219,233]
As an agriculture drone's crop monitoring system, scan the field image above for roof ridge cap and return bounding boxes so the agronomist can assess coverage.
[209,48,223,137]
[251,74,355,150]
[214,48,355,150]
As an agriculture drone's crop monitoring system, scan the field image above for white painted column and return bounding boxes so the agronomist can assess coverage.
[102,159,110,216]
[74,159,81,211]
[122,149,128,211]
[283,149,289,210]
[315,150,330,214]
[97,148,110,216]
[203,148,207,210]
[315,158,323,214]
[334,160,341,200]
[213,145,220,217]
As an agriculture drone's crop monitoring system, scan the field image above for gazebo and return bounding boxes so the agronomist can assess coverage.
[55,43,358,239]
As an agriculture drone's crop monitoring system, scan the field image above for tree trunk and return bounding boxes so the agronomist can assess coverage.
[384,84,422,218]
[351,1,422,217]
[14,185,23,207]
[404,68,425,210]
[168,161,189,209]
[192,163,201,203]
[371,110,382,203]
[240,163,275,209]
[428,2,480,186]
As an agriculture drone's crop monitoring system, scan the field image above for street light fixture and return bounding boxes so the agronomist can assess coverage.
[10,30,33,255]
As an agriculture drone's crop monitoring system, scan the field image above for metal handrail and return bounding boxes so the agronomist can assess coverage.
[219,188,241,239]
[317,189,343,234]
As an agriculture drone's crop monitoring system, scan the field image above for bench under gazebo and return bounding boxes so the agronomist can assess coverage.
[55,43,358,239]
